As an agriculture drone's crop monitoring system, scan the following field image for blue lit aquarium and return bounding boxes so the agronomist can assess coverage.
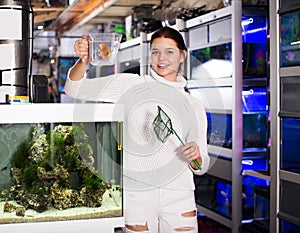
[281,118,300,174]
[281,220,300,233]
[189,14,267,79]
[280,11,300,67]
[206,87,268,150]
[194,174,269,220]
[0,104,124,232]
[242,14,267,77]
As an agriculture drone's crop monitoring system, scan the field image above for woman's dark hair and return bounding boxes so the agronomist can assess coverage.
[150,27,187,52]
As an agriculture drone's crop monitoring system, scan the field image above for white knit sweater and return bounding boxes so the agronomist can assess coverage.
[65,69,210,191]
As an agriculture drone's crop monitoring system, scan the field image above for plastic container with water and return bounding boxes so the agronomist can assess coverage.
[89,33,122,66]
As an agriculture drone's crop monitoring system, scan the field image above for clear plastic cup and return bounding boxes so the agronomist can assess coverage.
[89,33,122,66]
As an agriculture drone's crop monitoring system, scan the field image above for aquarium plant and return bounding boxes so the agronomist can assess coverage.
[8,123,107,213]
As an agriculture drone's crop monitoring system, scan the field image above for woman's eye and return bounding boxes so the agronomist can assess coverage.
[166,50,174,55]
[151,50,159,55]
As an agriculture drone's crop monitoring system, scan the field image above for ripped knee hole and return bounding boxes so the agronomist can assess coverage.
[125,222,148,232]
[181,210,197,217]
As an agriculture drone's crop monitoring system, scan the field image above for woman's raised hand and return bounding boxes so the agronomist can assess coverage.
[74,35,89,61]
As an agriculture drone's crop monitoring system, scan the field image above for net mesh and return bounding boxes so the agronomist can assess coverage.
[152,106,173,143]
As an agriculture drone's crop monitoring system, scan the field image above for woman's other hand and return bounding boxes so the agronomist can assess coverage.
[74,35,89,61]
[181,141,202,170]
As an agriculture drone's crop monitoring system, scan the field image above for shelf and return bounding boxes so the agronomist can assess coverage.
[242,170,270,181]
[196,204,231,229]
[119,37,141,50]
[279,111,300,118]
[187,78,233,89]
[279,66,300,77]
[186,6,232,29]
[279,170,300,184]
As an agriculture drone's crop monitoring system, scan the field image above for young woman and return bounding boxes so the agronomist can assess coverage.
[65,27,210,233]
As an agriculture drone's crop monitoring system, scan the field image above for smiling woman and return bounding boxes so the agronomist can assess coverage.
[65,26,210,233]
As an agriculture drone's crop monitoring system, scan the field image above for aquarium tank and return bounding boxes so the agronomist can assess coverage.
[241,13,267,77]
[189,13,267,79]
[0,121,122,224]
[189,42,233,80]
[206,87,268,151]
[281,219,300,233]
[194,174,269,220]
[281,118,300,174]
[280,10,300,67]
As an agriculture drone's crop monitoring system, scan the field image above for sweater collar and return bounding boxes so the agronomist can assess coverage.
[149,68,187,89]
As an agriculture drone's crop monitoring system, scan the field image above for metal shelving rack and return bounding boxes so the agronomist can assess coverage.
[185,2,243,232]
[185,1,271,232]
[276,0,300,232]
[269,0,279,232]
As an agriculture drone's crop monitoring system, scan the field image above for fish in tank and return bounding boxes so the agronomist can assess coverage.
[0,121,122,224]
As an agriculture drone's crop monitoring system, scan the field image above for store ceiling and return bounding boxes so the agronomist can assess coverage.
[31,0,162,34]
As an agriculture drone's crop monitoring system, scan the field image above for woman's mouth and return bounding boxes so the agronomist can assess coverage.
[157,63,169,68]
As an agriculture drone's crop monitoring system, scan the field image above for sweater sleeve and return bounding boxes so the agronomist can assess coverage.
[187,99,210,176]
[64,72,142,103]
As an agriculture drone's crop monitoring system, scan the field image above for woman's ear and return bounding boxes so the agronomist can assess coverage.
[180,50,187,63]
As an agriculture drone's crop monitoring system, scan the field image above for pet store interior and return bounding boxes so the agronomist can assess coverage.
[0,0,300,232]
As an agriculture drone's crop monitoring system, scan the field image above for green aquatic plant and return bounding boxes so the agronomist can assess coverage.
[82,172,106,191]
[11,141,31,169]
[9,123,108,212]
[22,164,39,189]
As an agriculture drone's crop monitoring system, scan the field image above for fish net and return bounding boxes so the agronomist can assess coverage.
[152,106,201,170]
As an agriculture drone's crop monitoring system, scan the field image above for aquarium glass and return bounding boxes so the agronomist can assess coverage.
[242,42,267,77]
[280,11,300,67]
[189,42,233,80]
[120,59,140,74]
[194,174,269,220]
[0,121,122,224]
[254,185,270,220]
[207,112,267,150]
[281,219,300,233]
[242,14,267,44]
[242,14,267,77]
[281,118,300,174]
[58,57,77,93]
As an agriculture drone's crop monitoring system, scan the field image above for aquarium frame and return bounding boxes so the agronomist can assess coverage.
[0,103,125,233]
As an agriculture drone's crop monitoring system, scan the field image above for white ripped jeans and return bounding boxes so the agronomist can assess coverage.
[124,188,198,233]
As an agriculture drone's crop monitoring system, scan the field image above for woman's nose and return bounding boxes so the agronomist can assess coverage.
[158,52,166,61]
